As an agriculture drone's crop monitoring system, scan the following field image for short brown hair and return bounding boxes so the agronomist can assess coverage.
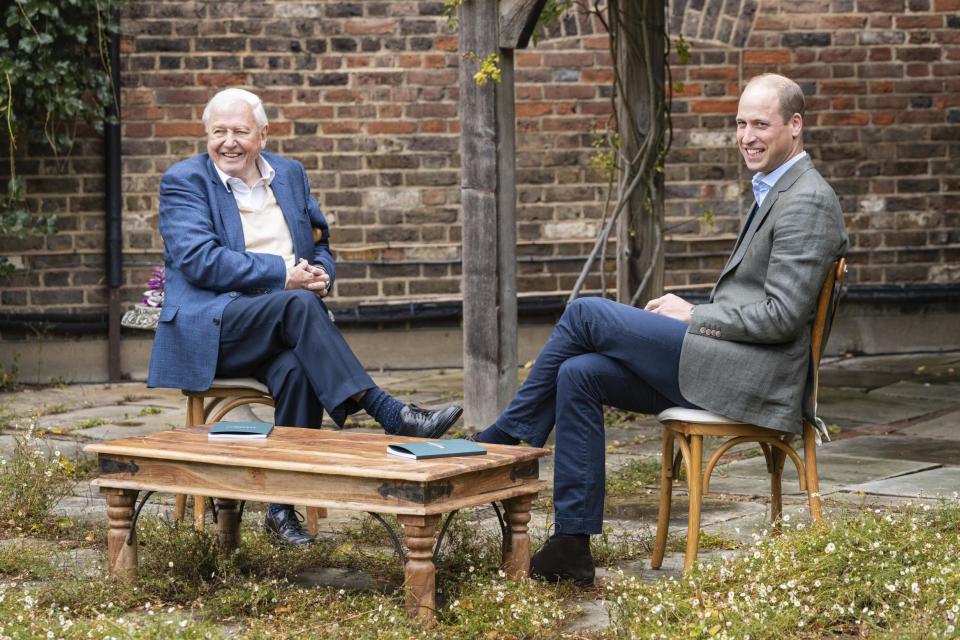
[745,74,805,123]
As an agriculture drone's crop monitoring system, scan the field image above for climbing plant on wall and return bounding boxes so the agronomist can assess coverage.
[0,0,119,277]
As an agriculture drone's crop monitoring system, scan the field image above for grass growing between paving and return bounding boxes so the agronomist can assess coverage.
[0,512,576,639]
[3,433,960,638]
[0,426,81,532]
[605,504,960,639]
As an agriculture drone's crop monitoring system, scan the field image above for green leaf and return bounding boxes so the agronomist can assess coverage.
[1,0,118,243]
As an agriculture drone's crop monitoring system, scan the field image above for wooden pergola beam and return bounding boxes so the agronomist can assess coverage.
[499,0,548,49]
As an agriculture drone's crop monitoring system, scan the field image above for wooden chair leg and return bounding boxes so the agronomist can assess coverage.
[186,395,205,427]
[651,428,674,569]
[769,446,788,531]
[193,496,207,531]
[803,423,823,522]
[175,395,206,525]
[683,434,703,574]
[174,494,187,520]
[305,507,327,536]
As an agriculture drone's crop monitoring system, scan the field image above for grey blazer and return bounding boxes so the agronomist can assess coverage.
[678,155,848,434]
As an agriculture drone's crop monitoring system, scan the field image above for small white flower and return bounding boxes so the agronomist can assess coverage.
[825,542,836,554]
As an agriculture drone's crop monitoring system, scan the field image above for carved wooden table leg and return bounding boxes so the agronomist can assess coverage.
[215,499,241,552]
[501,493,535,579]
[103,488,139,582]
[397,514,441,625]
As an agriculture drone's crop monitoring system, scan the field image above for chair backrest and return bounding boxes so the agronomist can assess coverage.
[809,257,847,402]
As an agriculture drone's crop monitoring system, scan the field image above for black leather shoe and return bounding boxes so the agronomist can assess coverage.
[393,403,463,439]
[530,533,595,587]
[264,508,315,546]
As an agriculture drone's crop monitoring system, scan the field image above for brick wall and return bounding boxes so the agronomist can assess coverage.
[666,0,960,288]
[1,0,957,320]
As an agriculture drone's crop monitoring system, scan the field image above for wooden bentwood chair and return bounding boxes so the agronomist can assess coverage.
[652,258,846,574]
[174,378,326,534]
[170,229,331,533]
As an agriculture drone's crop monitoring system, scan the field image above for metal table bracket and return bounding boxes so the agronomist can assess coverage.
[126,490,154,545]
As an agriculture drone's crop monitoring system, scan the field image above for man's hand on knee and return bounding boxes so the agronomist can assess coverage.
[285,259,330,297]
[644,293,693,323]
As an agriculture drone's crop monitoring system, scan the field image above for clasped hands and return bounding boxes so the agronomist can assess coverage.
[644,293,693,323]
[285,259,329,297]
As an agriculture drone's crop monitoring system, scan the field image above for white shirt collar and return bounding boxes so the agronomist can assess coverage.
[752,151,807,207]
[212,155,275,192]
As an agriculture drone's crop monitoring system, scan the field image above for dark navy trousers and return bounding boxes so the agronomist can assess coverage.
[494,297,698,535]
[215,290,375,428]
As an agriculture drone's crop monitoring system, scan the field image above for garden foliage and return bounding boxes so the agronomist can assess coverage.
[0,0,119,275]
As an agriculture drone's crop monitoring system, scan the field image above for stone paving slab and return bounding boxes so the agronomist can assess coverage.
[819,352,960,389]
[844,466,960,499]
[869,381,960,402]
[31,404,169,433]
[72,421,179,441]
[0,384,183,419]
[817,387,953,429]
[824,435,960,464]
[605,496,767,532]
[822,352,960,374]
[707,453,938,497]
[0,433,90,461]
[896,409,960,440]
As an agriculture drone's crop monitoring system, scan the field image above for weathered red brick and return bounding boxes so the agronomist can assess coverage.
[743,49,791,64]
[690,99,739,113]
[344,19,396,35]
[154,122,204,137]
[367,121,417,134]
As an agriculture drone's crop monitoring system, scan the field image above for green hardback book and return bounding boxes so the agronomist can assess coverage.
[387,439,487,460]
[207,421,274,440]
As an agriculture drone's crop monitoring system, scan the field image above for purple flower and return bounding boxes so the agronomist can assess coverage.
[143,266,165,307]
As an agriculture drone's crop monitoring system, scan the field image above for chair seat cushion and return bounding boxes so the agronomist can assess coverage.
[208,377,270,395]
[656,407,746,425]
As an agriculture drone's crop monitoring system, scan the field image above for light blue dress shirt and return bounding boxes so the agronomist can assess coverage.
[751,151,807,207]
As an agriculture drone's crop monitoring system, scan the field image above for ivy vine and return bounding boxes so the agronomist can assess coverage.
[0,0,119,276]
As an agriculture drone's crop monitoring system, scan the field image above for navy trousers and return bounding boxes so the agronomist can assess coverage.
[494,297,699,535]
[216,290,375,429]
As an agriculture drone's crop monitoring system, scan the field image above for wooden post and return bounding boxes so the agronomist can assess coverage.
[104,488,139,582]
[614,0,666,305]
[501,494,534,578]
[398,514,441,625]
[460,0,515,429]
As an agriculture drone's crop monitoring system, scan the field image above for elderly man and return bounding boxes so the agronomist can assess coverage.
[470,73,849,585]
[147,88,462,545]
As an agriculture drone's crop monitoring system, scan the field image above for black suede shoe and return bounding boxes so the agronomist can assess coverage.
[393,403,463,439]
[264,509,315,546]
[530,533,595,587]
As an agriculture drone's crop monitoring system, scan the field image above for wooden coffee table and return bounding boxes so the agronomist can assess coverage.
[85,427,548,623]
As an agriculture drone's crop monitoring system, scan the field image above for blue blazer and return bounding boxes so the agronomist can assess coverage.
[146,151,335,391]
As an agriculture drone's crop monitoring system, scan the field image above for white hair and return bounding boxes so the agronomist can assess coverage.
[202,88,268,130]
